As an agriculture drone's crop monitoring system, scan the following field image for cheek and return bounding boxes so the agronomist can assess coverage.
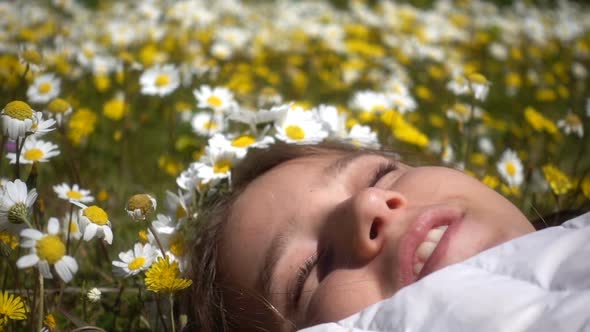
[306,273,384,325]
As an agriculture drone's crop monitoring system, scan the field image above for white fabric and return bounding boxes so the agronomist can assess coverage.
[301,212,590,332]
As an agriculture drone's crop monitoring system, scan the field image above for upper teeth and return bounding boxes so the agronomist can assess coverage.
[413,225,449,276]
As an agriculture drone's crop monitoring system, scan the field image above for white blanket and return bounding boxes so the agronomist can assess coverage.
[301,212,590,332]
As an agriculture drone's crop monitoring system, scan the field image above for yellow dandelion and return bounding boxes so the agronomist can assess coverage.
[0,231,19,250]
[482,175,500,189]
[581,176,590,200]
[523,106,558,135]
[542,164,574,195]
[67,108,97,145]
[145,256,192,294]
[0,291,27,324]
[44,313,56,330]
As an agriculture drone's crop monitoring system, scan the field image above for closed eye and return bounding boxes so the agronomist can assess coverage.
[369,161,398,187]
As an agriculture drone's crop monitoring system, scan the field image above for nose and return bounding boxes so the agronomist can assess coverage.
[326,187,406,266]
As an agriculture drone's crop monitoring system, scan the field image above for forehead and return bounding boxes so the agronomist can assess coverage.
[218,153,350,284]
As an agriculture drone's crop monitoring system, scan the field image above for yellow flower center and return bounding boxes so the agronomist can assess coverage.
[126,194,155,218]
[66,190,83,200]
[128,257,146,271]
[203,121,218,130]
[467,72,488,85]
[22,49,43,65]
[285,125,305,140]
[68,220,78,233]
[83,206,109,225]
[506,162,516,176]
[36,235,66,264]
[207,95,223,108]
[213,159,232,174]
[47,98,71,114]
[565,113,581,126]
[452,103,470,116]
[155,74,171,87]
[38,82,52,94]
[231,135,256,148]
[23,148,44,161]
[138,230,149,243]
[3,101,33,120]
[169,235,184,257]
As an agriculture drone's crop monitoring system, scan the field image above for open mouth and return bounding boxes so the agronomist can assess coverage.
[397,207,463,286]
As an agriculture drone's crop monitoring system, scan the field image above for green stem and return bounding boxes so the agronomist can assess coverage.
[169,294,176,332]
[66,204,74,255]
[148,224,166,257]
[37,270,44,332]
[155,295,170,332]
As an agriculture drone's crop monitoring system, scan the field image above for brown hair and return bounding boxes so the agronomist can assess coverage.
[185,141,398,331]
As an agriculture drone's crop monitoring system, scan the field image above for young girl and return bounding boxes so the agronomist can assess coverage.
[186,142,590,332]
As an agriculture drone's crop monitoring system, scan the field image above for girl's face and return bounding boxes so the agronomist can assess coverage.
[219,152,534,329]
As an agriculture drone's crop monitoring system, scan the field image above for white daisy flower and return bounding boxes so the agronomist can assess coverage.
[53,183,94,203]
[347,124,379,148]
[112,242,157,277]
[18,47,45,73]
[441,144,455,164]
[27,73,61,104]
[139,64,180,97]
[6,138,60,164]
[0,179,37,229]
[478,137,495,155]
[467,73,491,101]
[176,164,202,192]
[44,98,72,126]
[445,103,484,124]
[274,108,328,144]
[388,92,417,114]
[195,144,240,185]
[349,90,392,113]
[125,194,157,221]
[557,113,584,138]
[165,190,190,221]
[1,101,35,140]
[497,149,524,188]
[29,111,56,137]
[446,74,470,96]
[193,85,236,113]
[72,201,113,245]
[208,133,275,160]
[16,217,78,282]
[87,288,101,303]
[227,104,289,130]
[191,112,225,136]
[313,104,347,137]
[61,212,82,241]
[148,214,177,250]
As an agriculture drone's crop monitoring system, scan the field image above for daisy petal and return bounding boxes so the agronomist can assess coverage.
[38,261,52,279]
[62,256,78,273]
[103,226,113,245]
[55,260,72,282]
[20,228,43,240]
[16,254,39,268]
[83,224,98,242]
[47,217,59,234]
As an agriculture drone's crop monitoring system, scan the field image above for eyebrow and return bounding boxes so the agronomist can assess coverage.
[257,151,371,300]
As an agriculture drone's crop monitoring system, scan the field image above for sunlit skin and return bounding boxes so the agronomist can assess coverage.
[219,151,534,330]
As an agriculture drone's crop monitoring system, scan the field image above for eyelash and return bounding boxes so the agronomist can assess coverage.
[369,160,398,187]
[292,252,318,305]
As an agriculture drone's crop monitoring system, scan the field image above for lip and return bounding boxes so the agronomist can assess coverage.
[397,206,464,287]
